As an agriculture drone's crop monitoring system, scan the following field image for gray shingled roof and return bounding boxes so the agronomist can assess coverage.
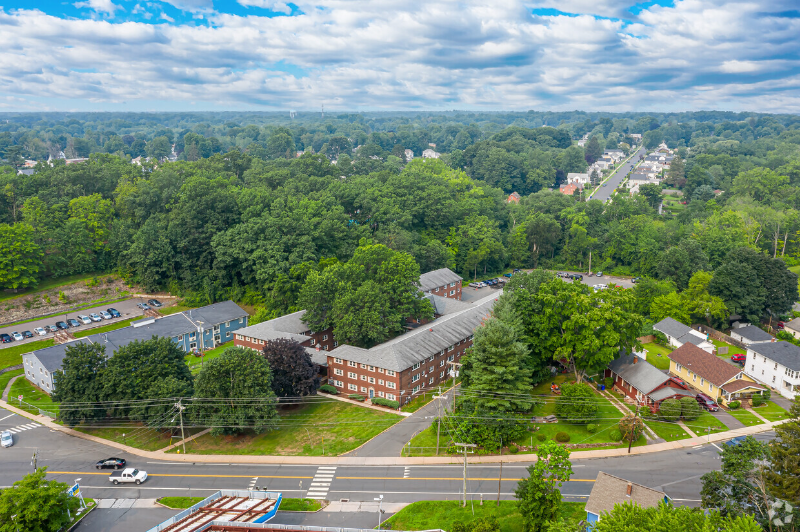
[304,347,329,367]
[733,325,773,343]
[426,294,474,316]
[418,268,462,292]
[648,387,694,402]
[330,292,498,371]
[785,317,800,333]
[586,472,667,517]
[678,333,708,347]
[28,301,246,373]
[747,341,800,371]
[235,310,311,342]
[653,317,692,339]
[608,354,671,395]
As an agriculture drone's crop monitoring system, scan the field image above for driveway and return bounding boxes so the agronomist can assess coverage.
[710,409,745,431]
[0,298,165,348]
[589,146,646,202]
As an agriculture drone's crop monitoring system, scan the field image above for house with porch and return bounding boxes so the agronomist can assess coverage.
[653,317,715,353]
[605,353,693,413]
[585,472,668,528]
[744,341,800,399]
[668,343,764,406]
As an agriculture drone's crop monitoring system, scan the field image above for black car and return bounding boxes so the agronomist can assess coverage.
[55,321,69,330]
[147,299,162,308]
[0,333,12,344]
[22,330,33,339]
[67,318,81,328]
[107,308,121,318]
[96,457,126,470]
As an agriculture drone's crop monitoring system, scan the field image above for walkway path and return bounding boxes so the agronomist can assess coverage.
[598,389,661,443]
[1,374,22,401]
[677,420,697,438]
[746,407,769,423]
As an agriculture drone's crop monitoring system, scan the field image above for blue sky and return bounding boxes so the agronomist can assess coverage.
[0,0,798,112]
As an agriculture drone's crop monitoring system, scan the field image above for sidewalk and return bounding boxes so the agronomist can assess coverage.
[1,397,788,466]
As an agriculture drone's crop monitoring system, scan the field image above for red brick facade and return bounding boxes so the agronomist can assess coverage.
[235,327,335,352]
[426,279,462,300]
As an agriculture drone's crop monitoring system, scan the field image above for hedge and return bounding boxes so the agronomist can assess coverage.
[555,432,570,443]
[371,397,400,409]
[728,400,741,410]
[659,398,682,422]
[762,389,771,400]
[609,429,623,442]
[536,433,547,442]
[508,445,519,454]
[586,423,598,434]
[319,384,338,394]
[349,394,365,401]
[680,396,701,421]
[751,394,765,407]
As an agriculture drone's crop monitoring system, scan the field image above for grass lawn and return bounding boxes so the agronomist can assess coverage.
[401,379,456,413]
[278,498,322,512]
[174,399,402,456]
[0,369,24,395]
[644,419,690,442]
[661,195,686,215]
[381,500,585,532]
[0,273,102,303]
[0,339,55,370]
[754,401,790,422]
[8,377,59,416]
[726,408,764,427]
[684,412,727,436]
[184,343,232,373]
[73,318,136,338]
[158,497,206,509]
[75,424,199,452]
[710,339,746,360]
[640,343,671,370]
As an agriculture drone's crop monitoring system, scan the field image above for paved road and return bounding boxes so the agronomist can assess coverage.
[589,146,646,202]
[0,298,157,347]
[0,404,772,508]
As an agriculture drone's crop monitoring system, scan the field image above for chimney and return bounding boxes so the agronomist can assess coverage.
[633,356,637,364]
[626,483,632,496]
[316,343,320,352]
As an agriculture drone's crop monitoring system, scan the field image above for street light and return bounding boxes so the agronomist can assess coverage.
[374,494,384,530]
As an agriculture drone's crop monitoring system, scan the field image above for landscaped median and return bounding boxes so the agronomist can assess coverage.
[157,496,322,512]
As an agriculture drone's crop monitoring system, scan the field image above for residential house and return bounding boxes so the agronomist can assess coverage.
[627,176,658,194]
[418,267,463,300]
[560,183,581,196]
[668,343,764,405]
[17,168,35,176]
[585,472,668,527]
[605,353,693,412]
[730,325,774,346]
[422,149,440,159]
[593,160,611,170]
[745,341,800,399]
[653,318,715,353]
[566,173,590,186]
[783,317,800,340]
[22,301,248,394]
[604,150,625,161]
[629,133,643,141]
[404,149,414,161]
[507,192,521,203]
[327,292,497,402]
[234,310,332,369]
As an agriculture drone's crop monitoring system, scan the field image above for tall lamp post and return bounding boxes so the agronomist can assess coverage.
[374,494,384,530]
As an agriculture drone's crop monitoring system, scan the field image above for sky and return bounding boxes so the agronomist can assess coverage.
[0,0,798,112]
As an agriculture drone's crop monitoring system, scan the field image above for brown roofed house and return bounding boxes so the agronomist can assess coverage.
[585,472,668,526]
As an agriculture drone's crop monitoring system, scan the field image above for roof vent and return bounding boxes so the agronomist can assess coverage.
[132,319,156,328]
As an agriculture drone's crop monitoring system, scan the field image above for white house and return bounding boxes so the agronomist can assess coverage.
[730,325,774,346]
[604,150,625,161]
[783,318,800,340]
[422,149,440,159]
[594,160,611,170]
[404,149,414,161]
[566,173,590,186]
[653,317,715,354]
[745,341,800,399]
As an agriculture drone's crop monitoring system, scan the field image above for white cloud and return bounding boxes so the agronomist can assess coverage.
[160,12,175,22]
[0,0,798,111]
[73,0,120,15]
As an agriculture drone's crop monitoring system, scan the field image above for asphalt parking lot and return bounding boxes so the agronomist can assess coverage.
[0,298,165,347]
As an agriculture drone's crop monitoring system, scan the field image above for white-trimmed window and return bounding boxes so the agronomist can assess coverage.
[447,355,454,362]
[323,334,328,341]
[361,363,368,369]
[178,335,184,341]
[369,365,375,371]
[226,331,231,337]
[412,374,420,383]
[348,372,357,379]
[386,370,395,377]
[676,363,682,371]
[378,379,384,385]
[450,290,455,296]
[348,384,358,391]
[700,378,704,386]
[361,375,367,381]
[440,360,445,367]
[387,394,396,401]
[429,366,434,373]
[709,384,714,392]
[334,341,338,347]
[368,377,375,384]
[450,282,456,287]
[440,371,445,378]
[378,368,384,373]
[429,377,434,384]
[323,345,328,350]
[348,361,357,367]
[412,362,420,370]
[239,317,244,324]
[334,357,342,364]
[378,391,385,397]
[413,385,420,393]
[361,386,367,393]
[387,381,396,389]
[334,368,343,376]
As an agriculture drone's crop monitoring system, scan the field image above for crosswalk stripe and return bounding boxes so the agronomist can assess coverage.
[8,429,19,433]
[310,483,330,487]
[22,424,38,428]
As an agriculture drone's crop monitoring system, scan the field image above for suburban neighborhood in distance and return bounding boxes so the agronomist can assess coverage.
[1,1,800,531]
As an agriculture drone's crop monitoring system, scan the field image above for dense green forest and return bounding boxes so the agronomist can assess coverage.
[2,111,800,326]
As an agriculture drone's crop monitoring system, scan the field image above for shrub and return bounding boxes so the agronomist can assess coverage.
[58,291,68,303]
[609,429,623,442]
[659,399,682,422]
[618,415,645,443]
[751,394,765,407]
[555,432,570,443]
[555,383,599,424]
[508,445,519,454]
[371,397,400,409]
[586,423,598,434]
[536,433,547,442]
[762,389,771,401]
[728,400,741,410]
[319,384,338,394]
[680,396,701,421]
[349,394,365,401]
[603,377,614,389]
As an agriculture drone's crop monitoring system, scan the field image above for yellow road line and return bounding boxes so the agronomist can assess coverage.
[48,471,313,479]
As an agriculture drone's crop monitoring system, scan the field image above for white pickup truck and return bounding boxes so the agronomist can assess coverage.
[109,468,147,485]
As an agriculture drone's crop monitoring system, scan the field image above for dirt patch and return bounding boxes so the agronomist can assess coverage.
[1,275,132,324]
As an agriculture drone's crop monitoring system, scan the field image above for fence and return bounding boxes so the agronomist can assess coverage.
[694,325,748,350]
[636,335,656,343]
[145,490,282,532]
[13,395,57,419]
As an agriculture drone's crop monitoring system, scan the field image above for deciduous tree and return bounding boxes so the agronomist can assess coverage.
[0,468,81,532]
[0,222,42,290]
[262,338,320,397]
[515,441,573,532]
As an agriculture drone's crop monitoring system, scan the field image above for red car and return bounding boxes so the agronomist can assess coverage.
[731,354,746,365]
[695,393,720,412]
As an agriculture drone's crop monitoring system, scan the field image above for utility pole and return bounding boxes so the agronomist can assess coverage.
[176,400,187,454]
[627,405,639,454]
[454,443,477,507]
[31,449,37,472]
[496,461,502,507]
[588,250,592,274]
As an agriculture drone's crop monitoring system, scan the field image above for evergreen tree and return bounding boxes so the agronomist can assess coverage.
[584,136,603,164]
[767,395,800,504]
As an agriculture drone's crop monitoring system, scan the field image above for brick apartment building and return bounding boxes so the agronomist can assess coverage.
[327,292,497,403]
[418,267,463,300]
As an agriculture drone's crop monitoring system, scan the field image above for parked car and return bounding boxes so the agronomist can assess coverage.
[731,354,747,365]
[22,330,33,339]
[695,393,719,412]
[571,274,583,281]
[109,468,147,485]
[1,430,12,448]
[89,313,103,322]
[595,271,603,277]
[513,268,521,273]
[100,311,113,320]
[96,457,127,470]
[67,318,81,328]
[46,324,59,333]
[503,273,512,278]
[78,315,92,325]
[137,303,151,311]
[147,299,162,307]
[55,321,69,330]
[724,436,747,447]
[34,327,47,336]
[0,334,11,344]
[12,332,24,341]
[631,277,641,283]
[107,308,121,318]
